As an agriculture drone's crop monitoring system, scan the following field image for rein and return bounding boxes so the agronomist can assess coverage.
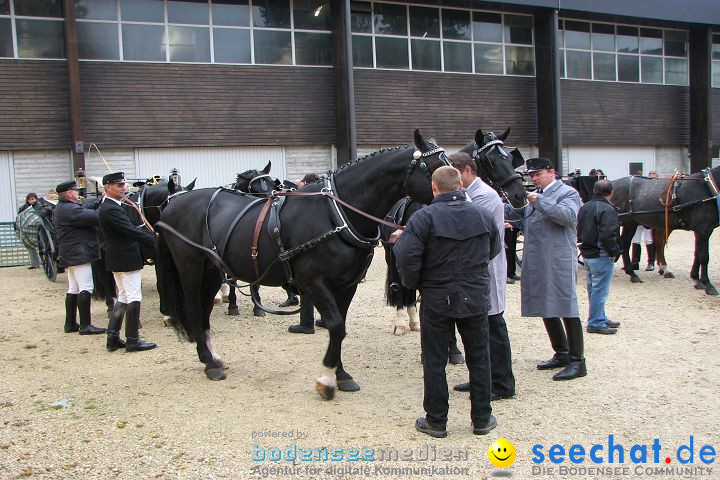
[121,195,155,233]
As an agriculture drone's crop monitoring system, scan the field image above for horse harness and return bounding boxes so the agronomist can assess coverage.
[193,146,451,293]
[472,137,528,211]
[623,170,720,236]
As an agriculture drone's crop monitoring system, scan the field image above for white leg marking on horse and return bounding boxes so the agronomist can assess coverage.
[394,308,409,326]
[205,329,221,361]
[317,366,337,388]
[213,290,222,305]
[220,282,230,296]
[408,305,420,331]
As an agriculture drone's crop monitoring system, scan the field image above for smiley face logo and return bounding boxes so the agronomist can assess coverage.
[488,438,516,468]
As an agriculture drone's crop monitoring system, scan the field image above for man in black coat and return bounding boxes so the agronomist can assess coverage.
[54,180,106,335]
[392,166,501,438]
[98,172,157,352]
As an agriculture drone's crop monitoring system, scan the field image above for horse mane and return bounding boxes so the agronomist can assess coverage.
[329,146,409,175]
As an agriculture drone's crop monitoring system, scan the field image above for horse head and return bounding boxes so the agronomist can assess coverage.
[465,127,527,209]
[233,161,280,196]
[140,177,196,226]
[403,129,453,205]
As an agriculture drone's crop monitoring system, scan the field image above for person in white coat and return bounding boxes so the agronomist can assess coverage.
[450,152,515,399]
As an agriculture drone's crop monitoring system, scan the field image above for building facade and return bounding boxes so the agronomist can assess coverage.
[1,0,719,221]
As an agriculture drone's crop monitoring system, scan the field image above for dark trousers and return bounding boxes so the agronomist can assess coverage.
[489,312,515,396]
[420,302,491,428]
[505,228,518,277]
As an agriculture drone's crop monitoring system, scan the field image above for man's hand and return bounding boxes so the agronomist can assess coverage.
[527,191,539,204]
[389,229,404,243]
[504,222,513,230]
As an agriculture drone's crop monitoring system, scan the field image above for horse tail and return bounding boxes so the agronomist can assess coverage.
[91,259,114,302]
[155,232,195,342]
[384,243,402,307]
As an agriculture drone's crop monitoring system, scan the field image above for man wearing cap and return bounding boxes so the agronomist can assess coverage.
[98,172,157,352]
[506,158,586,381]
[54,180,106,335]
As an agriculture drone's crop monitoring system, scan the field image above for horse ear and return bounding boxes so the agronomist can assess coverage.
[510,148,525,169]
[167,178,176,193]
[262,161,271,174]
[498,127,511,142]
[475,129,484,146]
[413,129,429,152]
[186,178,197,191]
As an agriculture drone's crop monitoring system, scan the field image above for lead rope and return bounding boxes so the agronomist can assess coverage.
[662,173,681,243]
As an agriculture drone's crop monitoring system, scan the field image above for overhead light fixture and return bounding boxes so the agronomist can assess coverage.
[314,6,322,17]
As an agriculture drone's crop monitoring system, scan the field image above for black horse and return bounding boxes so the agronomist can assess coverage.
[611,167,720,295]
[155,130,449,399]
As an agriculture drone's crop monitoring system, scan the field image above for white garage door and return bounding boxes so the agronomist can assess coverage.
[0,151,16,222]
[567,146,655,181]
[136,147,286,189]
[13,150,72,205]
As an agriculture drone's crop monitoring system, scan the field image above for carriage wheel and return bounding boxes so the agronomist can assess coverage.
[37,226,57,282]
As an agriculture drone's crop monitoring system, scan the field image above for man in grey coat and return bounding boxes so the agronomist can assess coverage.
[506,157,586,381]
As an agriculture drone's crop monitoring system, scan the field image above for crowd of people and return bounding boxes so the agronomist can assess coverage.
[16,160,659,438]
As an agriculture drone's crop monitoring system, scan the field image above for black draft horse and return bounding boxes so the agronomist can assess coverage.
[155,130,449,399]
[611,167,720,295]
[380,127,527,333]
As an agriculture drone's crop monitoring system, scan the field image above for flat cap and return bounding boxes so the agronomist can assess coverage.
[525,157,554,174]
[56,181,79,193]
[102,172,126,185]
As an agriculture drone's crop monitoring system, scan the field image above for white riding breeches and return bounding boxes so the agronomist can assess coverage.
[113,270,143,303]
[66,263,94,294]
[632,226,653,245]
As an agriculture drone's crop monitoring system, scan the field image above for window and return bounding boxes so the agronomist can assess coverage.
[75,0,118,20]
[712,34,720,88]
[213,28,250,63]
[560,19,688,85]
[293,0,330,30]
[442,9,470,41]
[295,31,331,65]
[374,2,405,36]
[168,25,210,62]
[212,0,249,27]
[253,29,291,64]
[444,41,471,73]
[15,0,62,17]
[122,23,165,61]
[375,36,407,69]
[120,0,163,22]
[352,34,372,67]
[167,0,209,25]
[77,21,119,59]
[0,18,12,57]
[0,0,9,14]
[16,18,65,58]
[411,38,440,71]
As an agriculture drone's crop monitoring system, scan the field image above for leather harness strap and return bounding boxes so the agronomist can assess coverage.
[251,197,274,279]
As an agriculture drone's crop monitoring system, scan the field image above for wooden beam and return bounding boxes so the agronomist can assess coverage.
[332,0,356,165]
[689,27,712,171]
[63,0,84,172]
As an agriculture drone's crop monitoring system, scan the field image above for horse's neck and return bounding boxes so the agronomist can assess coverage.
[332,149,411,235]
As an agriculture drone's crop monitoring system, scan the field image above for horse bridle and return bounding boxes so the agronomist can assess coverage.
[402,145,453,195]
[473,138,527,210]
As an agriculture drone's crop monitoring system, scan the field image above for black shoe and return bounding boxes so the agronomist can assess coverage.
[473,415,497,435]
[508,274,521,281]
[64,323,80,333]
[537,353,570,370]
[315,318,327,329]
[645,263,655,271]
[491,392,515,401]
[586,326,617,335]
[415,418,447,438]
[288,324,314,334]
[553,358,587,381]
[453,382,470,392]
[506,277,515,284]
[606,320,620,328]
[279,296,299,307]
[126,337,157,352]
[79,325,106,335]
[106,334,126,352]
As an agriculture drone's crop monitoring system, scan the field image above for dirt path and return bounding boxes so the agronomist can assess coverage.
[1,230,719,479]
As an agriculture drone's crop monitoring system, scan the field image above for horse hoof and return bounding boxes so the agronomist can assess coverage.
[706,286,719,296]
[253,309,266,317]
[337,378,360,392]
[664,272,675,279]
[393,325,409,336]
[315,381,336,400]
[227,306,239,316]
[409,321,421,332]
[162,316,172,327]
[217,359,230,370]
[205,367,226,381]
[657,268,665,275]
[630,276,643,284]
[213,297,222,306]
[449,353,465,365]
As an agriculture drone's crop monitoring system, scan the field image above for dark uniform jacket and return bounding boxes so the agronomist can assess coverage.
[393,191,501,318]
[98,198,156,272]
[54,198,101,267]
[577,195,621,259]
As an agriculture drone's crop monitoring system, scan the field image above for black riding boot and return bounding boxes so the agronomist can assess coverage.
[106,302,127,351]
[279,291,299,307]
[553,317,587,381]
[537,317,569,370]
[78,291,106,335]
[288,298,315,334]
[125,302,157,352]
[64,293,80,333]
[631,244,641,270]
[645,244,656,271]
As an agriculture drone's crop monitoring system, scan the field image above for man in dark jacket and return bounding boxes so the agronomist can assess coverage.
[98,172,157,352]
[54,180,106,335]
[392,166,501,438]
[577,179,621,335]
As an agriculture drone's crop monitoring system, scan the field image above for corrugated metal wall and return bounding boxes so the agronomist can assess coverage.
[0,151,15,222]
[567,146,655,180]
[285,146,332,183]
[136,146,285,189]
[13,150,72,206]
[84,148,136,185]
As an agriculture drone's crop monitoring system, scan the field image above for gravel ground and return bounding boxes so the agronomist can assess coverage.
[1,229,719,480]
